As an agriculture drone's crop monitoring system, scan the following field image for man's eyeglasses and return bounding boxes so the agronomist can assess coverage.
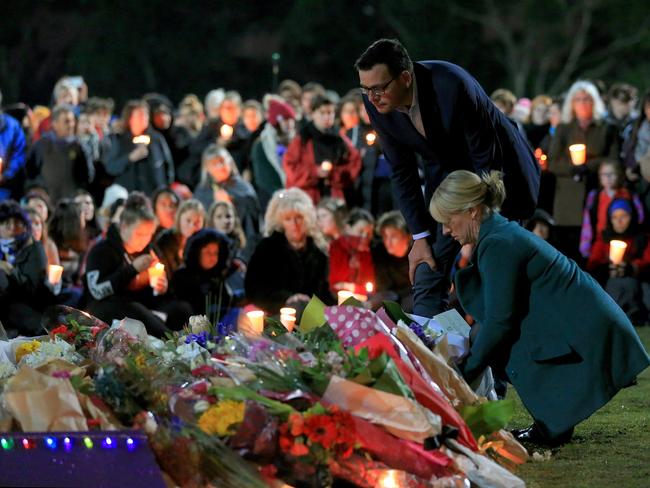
[360,76,396,98]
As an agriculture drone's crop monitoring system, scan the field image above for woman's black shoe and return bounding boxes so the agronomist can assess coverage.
[511,423,573,447]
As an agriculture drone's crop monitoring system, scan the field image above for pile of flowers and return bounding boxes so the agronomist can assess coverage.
[0,302,528,488]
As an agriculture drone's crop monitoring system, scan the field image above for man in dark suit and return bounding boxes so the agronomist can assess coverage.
[355,39,540,316]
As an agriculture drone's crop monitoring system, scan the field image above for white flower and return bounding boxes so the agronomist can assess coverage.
[189,315,211,334]
[0,362,17,381]
[19,338,81,368]
[194,400,210,413]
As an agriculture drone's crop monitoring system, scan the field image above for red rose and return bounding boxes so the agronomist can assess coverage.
[50,325,68,336]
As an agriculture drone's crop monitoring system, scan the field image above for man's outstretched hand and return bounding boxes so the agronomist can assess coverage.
[408,237,436,284]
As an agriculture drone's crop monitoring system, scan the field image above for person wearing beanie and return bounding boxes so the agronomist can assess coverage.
[587,197,650,324]
[250,95,297,209]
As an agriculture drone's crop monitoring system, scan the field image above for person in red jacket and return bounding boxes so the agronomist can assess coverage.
[329,208,375,295]
[283,94,361,205]
[587,197,650,325]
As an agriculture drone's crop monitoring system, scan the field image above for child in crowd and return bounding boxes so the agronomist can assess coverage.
[151,186,180,237]
[587,198,650,324]
[172,229,241,318]
[371,210,412,312]
[155,199,204,275]
[580,160,644,258]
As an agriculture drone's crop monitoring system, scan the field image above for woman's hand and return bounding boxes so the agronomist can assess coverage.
[132,254,154,273]
[128,144,149,162]
[151,273,168,295]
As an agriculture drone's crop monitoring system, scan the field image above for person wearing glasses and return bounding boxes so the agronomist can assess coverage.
[355,38,540,317]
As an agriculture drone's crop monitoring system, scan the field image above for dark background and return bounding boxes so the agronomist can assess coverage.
[1,0,649,108]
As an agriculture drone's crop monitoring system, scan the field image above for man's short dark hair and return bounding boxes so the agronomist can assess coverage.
[311,94,334,113]
[51,104,75,121]
[354,39,413,77]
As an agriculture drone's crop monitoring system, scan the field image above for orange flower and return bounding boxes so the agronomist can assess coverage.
[289,441,309,457]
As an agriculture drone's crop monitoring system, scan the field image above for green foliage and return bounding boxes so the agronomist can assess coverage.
[299,295,327,333]
[459,399,515,438]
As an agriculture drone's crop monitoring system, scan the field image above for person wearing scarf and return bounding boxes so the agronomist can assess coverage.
[283,94,361,205]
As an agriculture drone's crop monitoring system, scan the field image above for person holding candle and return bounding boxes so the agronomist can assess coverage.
[580,160,644,259]
[104,100,174,195]
[586,198,650,324]
[429,169,649,446]
[245,188,333,315]
[283,94,361,205]
[0,200,51,336]
[355,39,540,318]
[547,80,619,262]
[84,192,192,336]
[329,208,376,296]
[194,144,260,243]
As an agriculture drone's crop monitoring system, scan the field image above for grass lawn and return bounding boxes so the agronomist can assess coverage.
[507,326,650,488]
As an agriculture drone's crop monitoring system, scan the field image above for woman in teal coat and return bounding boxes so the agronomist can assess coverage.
[429,170,650,446]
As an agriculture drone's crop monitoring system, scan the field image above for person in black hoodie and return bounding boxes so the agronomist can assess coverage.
[171,228,242,318]
[245,187,333,315]
[0,200,51,336]
[84,192,191,336]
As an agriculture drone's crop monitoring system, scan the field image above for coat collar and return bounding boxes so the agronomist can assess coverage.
[475,212,508,249]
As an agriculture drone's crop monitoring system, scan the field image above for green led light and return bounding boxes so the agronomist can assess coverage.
[83,437,93,449]
[1,438,14,450]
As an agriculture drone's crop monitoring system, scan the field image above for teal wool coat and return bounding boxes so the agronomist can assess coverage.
[456,213,650,436]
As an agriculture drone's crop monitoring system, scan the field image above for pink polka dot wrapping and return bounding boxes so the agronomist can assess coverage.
[324,306,385,347]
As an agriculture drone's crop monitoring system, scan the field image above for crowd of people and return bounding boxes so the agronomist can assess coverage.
[0,70,649,337]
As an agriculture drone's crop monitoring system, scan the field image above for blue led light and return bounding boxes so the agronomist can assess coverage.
[126,437,136,451]
[63,437,73,451]
[44,437,57,450]
[101,436,116,449]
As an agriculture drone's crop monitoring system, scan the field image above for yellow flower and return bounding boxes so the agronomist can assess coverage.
[15,340,42,362]
[198,400,246,436]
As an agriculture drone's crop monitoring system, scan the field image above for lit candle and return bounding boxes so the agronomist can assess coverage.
[48,265,63,285]
[280,314,296,332]
[609,240,627,265]
[365,132,376,145]
[246,310,265,335]
[0,157,3,173]
[280,307,296,317]
[378,469,400,488]
[365,282,374,294]
[568,144,586,166]
[148,263,165,296]
[320,160,333,173]
[220,124,234,140]
[132,135,151,145]
[337,290,354,305]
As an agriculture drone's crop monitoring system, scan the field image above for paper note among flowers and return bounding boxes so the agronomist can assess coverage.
[408,309,471,361]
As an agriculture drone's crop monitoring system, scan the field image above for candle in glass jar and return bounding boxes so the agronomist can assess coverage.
[365,132,377,145]
[132,135,151,145]
[280,314,296,332]
[337,290,354,305]
[568,144,586,165]
[280,307,296,317]
[220,124,234,140]
[148,263,165,295]
[609,240,627,265]
[48,264,64,285]
[246,310,265,335]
